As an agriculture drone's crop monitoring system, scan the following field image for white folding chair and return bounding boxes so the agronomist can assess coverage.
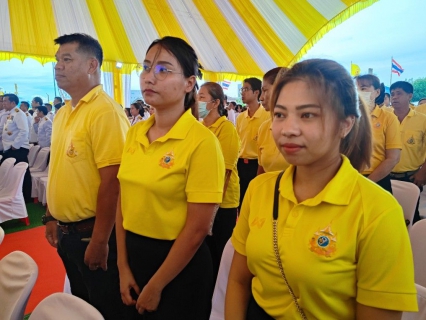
[210,239,234,320]
[0,251,38,320]
[0,158,16,190]
[31,164,49,199]
[0,163,29,224]
[391,180,420,231]
[0,226,4,245]
[29,147,50,173]
[27,145,41,168]
[0,155,2,162]
[402,284,426,320]
[38,176,49,205]
[410,220,426,288]
[29,292,104,320]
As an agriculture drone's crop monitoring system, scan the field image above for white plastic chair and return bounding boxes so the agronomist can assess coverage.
[27,145,40,168]
[0,226,4,245]
[29,147,49,173]
[410,220,426,288]
[37,176,49,205]
[391,180,420,231]
[29,292,104,320]
[0,158,16,190]
[31,164,49,198]
[0,163,29,223]
[210,239,234,320]
[402,284,426,320]
[0,251,38,320]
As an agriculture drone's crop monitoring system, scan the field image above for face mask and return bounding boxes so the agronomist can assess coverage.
[358,91,375,111]
[198,101,209,118]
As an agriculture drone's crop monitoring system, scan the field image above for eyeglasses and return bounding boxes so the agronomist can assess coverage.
[141,64,182,81]
[240,87,253,93]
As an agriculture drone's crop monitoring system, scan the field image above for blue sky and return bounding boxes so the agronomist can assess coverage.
[0,0,425,103]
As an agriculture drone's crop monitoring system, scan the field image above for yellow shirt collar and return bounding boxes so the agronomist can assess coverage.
[204,116,227,128]
[244,105,265,118]
[280,155,358,206]
[371,105,382,118]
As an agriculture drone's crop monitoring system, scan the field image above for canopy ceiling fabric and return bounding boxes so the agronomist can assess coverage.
[0,0,377,81]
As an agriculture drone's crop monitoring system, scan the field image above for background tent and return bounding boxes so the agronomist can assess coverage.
[0,0,378,105]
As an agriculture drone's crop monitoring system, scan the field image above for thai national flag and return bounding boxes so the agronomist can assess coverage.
[391,59,404,76]
[221,80,231,90]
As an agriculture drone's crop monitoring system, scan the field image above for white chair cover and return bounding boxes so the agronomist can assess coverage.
[30,164,49,198]
[38,177,48,205]
[402,283,426,320]
[410,220,426,288]
[0,157,16,190]
[29,147,50,173]
[0,226,4,245]
[29,292,104,320]
[0,251,38,320]
[0,163,29,223]
[27,145,41,168]
[391,180,420,231]
[210,239,234,320]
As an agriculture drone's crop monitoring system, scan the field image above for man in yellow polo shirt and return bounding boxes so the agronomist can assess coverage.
[236,78,270,208]
[390,81,426,224]
[43,33,129,319]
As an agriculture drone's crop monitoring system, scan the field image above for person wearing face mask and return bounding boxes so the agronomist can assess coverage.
[257,67,290,175]
[198,82,240,283]
[356,75,401,193]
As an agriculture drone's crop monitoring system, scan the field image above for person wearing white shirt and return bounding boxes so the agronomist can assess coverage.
[1,93,31,201]
[33,106,52,148]
[0,96,9,155]
[45,103,54,121]
[19,101,32,139]
[227,101,237,125]
[30,96,43,143]
[129,102,144,126]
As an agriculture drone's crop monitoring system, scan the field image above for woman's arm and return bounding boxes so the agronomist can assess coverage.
[356,303,402,320]
[135,202,216,314]
[116,190,140,306]
[367,149,400,182]
[225,251,253,320]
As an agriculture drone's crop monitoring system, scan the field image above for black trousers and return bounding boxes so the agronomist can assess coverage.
[206,207,238,285]
[391,174,422,225]
[237,158,258,210]
[57,226,126,320]
[125,232,213,320]
[1,147,31,202]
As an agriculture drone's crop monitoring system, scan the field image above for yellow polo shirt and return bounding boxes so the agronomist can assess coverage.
[203,116,240,208]
[257,118,289,172]
[118,109,225,240]
[362,106,401,174]
[236,106,270,159]
[415,104,426,115]
[393,109,426,172]
[47,85,130,222]
[232,156,417,319]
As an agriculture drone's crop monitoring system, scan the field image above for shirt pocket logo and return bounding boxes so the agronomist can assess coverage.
[159,151,175,169]
[309,224,337,258]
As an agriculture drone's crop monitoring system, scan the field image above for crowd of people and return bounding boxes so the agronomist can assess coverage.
[1,32,425,319]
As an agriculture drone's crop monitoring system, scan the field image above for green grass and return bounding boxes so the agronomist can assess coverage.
[0,202,46,234]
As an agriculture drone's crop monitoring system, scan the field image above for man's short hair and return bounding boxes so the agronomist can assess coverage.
[54,33,103,67]
[21,101,30,109]
[37,106,48,115]
[244,78,262,100]
[45,103,52,109]
[54,96,63,103]
[4,93,19,105]
[390,81,413,94]
[33,96,43,106]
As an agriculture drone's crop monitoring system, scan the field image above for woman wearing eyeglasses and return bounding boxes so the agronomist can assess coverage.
[116,37,225,319]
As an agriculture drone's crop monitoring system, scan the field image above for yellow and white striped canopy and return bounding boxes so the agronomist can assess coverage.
[0,0,377,81]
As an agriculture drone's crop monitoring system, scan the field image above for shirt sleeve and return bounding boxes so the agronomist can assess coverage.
[218,122,240,170]
[231,182,253,256]
[385,113,402,149]
[13,112,29,149]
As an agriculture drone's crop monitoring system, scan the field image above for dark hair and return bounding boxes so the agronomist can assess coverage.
[54,33,103,67]
[390,81,413,94]
[146,36,202,116]
[375,83,386,105]
[54,102,63,110]
[229,101,236,108]
[54,96,63,103]
[244,78,262,101]
[236,104,243,112]
[37,106,48,115]
[384,93,390,99]
[33,96,43,106]
[355,74,380,90]
[270,59,372,171]
[263,67,285,85]
[45,103,52,109]
[28,110,34,116]
[200,82,226,117]
[20,101,30,109]
[131,102,143,110]
[4,93,19,105]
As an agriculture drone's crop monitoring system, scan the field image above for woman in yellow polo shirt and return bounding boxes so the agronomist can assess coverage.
[226,59,417,319]
[257,67,290,174]
[116,37,225,319]
[356,74,401,194]
[197,82,240,280]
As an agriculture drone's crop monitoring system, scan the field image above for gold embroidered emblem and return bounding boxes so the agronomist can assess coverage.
[250,217,265,228]
[127,147,136,154]
[407,136,415,145]
[7,132,12,136]
[309,225,337,257]
[253,135,258,141]
[15,109,19,113]
[159,151,174,169]
[66,141,78,158]
[44,117,48,121]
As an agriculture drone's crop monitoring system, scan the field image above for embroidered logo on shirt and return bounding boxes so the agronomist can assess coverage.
[127,146,136,154]
[375,122,381,128]
[66,141,78,158]
[159,151,174,169]
[407,136,415,145]
[15,109,19,113]
[309,225,337,257]
[253,135,258,141]
[251,217,265,228]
